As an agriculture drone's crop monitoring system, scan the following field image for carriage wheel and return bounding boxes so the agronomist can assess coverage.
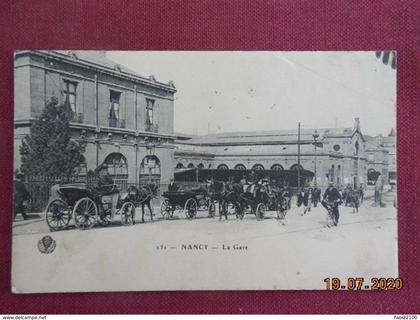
[184,198,198,219]
[256,203,266,221]
[45,199,71,231]
[73,198,98,230]
[208,201,216,218]
[98,209,112,226]
[121,202,136,226]
[160,199,171,219]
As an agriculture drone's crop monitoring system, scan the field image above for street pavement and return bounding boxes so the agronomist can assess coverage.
[11,190,397,292]
[12,190,396,237]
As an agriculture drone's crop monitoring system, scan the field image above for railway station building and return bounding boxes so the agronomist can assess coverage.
[14,50,177,185]
[174,118,369,189]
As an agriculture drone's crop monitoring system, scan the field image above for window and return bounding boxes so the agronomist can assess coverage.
[333,144,341,151]
[140,155,161,185]
[234,164,246,170]
[109,90,122,127]
[252,164,265,171]
[187,163,195,168]
[63,80,77,120]
[197,163,205,169]
[176,163,184,169]
[104,153,128,178]
[145,98,155,131]
[271,164,284,171]
[217,164,229,170]
[337,165,341,185]
[290,164,303,171]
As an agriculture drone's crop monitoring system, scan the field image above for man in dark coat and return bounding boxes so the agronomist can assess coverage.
[322,182,342,226]
[14,173,30,220]
[312,187,321,207]
[168,178,179,192]
[95,164,118,216]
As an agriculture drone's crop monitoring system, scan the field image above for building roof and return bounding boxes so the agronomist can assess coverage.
[179,127,356,146]
[364,135,390,152]
[21,50,176,92]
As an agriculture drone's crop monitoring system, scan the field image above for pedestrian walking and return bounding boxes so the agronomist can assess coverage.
[14,172,30,221]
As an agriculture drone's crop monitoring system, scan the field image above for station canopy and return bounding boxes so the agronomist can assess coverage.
[174,168,314,188]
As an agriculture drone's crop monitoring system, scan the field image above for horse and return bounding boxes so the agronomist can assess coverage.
[206,179,226,219]
[125,184,159,223]
[206,179,244,220]
[268,185,290,220]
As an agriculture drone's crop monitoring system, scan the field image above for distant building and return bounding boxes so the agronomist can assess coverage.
[14,50,177,184]
[174,118,369,189]
[365,129,396,185]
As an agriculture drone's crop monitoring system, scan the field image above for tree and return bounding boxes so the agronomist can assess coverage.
[375,51,396,69]
[19,97,85,177]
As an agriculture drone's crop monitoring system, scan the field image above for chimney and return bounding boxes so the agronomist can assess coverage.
[354,117,361,131]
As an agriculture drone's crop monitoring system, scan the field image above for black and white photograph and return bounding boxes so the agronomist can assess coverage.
[12,50,397,292]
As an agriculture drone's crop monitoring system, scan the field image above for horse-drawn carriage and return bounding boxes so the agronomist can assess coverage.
[45,183,136,231]
[224,185,288,220]
[160,186,214,219]
[207,180,289,221]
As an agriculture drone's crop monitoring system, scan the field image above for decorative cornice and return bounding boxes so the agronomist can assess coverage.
[14,119,177,140]
[15,50,177,94]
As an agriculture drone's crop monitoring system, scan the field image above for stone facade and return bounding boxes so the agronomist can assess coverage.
[14,50,177,184]
[174,118,369,189]
[365,129,396,185]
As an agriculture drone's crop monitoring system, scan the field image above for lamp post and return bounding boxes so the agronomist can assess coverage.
[297,122,301,189]
[313,129,319,187]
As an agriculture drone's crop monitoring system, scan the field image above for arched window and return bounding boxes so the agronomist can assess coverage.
[104,153,128,178]
[367,168,380,185]
[140,155,161,184]
[197,163,204,169]
[217,164,229,170]
[271,164,284,171]
[187,163,195,169]
[175,163,184,169]
[337,165,341,186]
[252,164,265,171]
[290,164,304,171]
[234,164,246,170]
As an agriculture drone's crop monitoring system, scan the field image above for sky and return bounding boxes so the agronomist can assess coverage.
[107,51,396,137]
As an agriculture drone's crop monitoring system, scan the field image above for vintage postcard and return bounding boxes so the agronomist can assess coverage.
[12,51,397,292]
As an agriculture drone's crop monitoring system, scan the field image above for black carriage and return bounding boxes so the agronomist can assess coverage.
[220,184,290,221]
[160,187,214,220]
[45,183,136,231]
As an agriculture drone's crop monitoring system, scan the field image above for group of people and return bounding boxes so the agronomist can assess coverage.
[296,183,365,227]
[14,165,366,228]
